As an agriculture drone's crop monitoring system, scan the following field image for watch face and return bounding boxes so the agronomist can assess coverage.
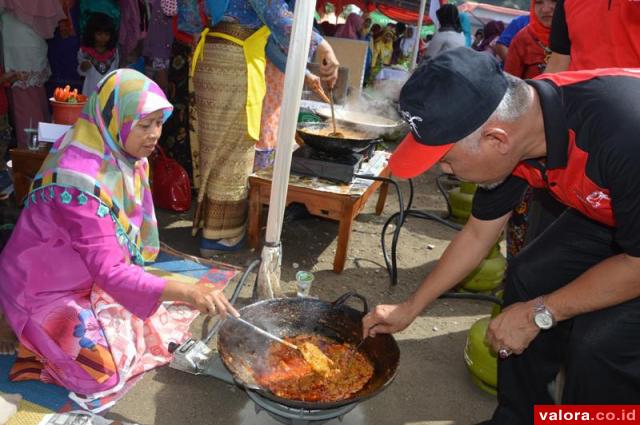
[535,312,554,329]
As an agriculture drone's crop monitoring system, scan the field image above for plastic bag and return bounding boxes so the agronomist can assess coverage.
[152,146,191,212]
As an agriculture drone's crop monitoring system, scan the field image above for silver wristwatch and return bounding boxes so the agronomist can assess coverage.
[533,296,556,330]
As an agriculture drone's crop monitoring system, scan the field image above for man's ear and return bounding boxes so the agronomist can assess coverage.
[482,127,511,155]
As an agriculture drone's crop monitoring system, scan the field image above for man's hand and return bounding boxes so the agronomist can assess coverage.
[362,302,417,337]
[486,300,540,356]
[316,40,339,89]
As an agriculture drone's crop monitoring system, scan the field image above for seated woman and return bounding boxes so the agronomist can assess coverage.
[0,69,238,411]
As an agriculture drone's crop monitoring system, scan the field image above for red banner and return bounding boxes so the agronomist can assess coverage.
[316,0,447,25]
[534,405,640,425]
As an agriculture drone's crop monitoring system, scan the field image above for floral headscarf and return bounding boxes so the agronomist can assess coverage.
[528,0,551,46]
[30,69,173,264]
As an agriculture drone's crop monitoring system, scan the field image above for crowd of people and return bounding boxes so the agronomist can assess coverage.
[0,0,639,422]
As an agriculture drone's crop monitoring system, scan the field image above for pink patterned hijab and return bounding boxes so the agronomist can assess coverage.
[31,69,173,264]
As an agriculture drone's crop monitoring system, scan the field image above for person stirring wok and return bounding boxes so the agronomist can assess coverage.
[362,48,640,424]
[0,69,239,412]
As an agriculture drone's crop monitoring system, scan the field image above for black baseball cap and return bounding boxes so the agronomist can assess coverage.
[389,48,508,179]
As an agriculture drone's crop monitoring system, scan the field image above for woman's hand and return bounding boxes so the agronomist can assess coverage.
[304,72,330,103]
[161,280,239,319]
[188,284,240,319]
[316,40,339,89]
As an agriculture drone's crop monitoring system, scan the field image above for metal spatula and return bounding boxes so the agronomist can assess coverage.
[230,316,334,376]
[231,316,297,350]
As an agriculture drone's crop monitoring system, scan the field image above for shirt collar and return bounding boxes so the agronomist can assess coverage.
[526,78,569,169]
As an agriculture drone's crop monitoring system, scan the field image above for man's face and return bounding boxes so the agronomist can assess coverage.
[124,110,164,158]
[437,132,517,189]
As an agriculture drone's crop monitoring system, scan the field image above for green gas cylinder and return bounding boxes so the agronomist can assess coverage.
[464,316,498,395]
[448,181,477,223]
[460,244,506,293]
[491,289,504,318]
[464,291,503,396]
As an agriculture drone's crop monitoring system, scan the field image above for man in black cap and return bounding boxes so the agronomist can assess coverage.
[362,47,640,423]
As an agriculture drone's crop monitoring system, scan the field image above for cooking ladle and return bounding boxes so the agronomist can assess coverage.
[230,315,334,376]
[322,59,343,138]
[327,88,344,138]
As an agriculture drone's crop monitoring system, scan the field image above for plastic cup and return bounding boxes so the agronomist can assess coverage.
[24,129,38,151]
[296,271,314,297]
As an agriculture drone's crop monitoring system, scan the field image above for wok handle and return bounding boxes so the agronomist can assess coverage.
[331,291,369,314]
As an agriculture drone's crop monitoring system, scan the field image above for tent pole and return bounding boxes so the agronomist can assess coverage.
[257,0,317,298]
[410,0,427,71]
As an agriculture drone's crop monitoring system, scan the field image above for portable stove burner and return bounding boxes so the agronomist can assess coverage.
[246,389,358,425]
[291,145,365,183]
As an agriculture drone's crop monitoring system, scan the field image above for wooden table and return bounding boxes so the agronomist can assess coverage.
[248,167,390,273]
[9,148,48,204]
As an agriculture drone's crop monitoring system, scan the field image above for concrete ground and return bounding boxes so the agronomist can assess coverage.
[106,169,498,425]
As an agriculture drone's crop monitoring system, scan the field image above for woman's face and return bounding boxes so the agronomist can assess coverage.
[534,0,557,27]
[124,110,164,158]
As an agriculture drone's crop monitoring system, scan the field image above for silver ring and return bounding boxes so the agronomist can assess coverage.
[498,348,512,359]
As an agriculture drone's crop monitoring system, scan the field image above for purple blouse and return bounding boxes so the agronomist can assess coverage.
[0,186,166,341]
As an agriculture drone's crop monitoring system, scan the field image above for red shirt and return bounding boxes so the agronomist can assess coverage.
[504,26,549,79]
[550,0,640,70]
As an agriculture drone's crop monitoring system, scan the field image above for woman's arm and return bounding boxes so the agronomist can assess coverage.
[249,0,323,57]
[60,188,237,319]
[251,0,338,87]
[161,280,238,317]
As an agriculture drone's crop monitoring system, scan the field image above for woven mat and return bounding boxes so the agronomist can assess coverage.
[6,399,53,425]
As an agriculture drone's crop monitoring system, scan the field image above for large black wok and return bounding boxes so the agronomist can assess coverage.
[217,292,400,410]
[296,122,381,155]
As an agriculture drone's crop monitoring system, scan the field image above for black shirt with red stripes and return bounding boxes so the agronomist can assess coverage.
[472,68,640,256]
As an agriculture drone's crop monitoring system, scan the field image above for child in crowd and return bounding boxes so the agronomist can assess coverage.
[77,12,119,95]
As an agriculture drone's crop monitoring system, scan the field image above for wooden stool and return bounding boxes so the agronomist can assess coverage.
[9,148,48,205]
